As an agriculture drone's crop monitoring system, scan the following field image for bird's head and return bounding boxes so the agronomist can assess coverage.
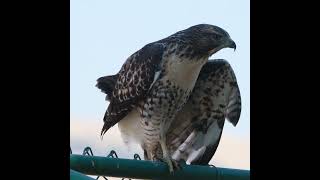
[181,24,236,56]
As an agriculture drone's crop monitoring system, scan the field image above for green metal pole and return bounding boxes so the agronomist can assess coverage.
[70,154,250,180]
[70,169,96,180]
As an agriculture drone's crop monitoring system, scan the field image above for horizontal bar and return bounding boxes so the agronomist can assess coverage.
[70,154,250,180]
[70,169,96,180]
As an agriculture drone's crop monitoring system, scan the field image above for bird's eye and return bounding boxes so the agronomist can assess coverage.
[212,33,222,40]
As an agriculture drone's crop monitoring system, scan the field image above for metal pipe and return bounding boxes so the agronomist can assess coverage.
[70,154,250,180]
[70,169,96,180]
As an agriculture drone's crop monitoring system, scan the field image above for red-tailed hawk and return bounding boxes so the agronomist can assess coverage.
[96,24,236,172]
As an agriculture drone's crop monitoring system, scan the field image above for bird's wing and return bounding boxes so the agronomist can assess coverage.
[197,59,241,126]
[99,43,165,136]
[96,74,119,101]
[168,59,241,165]
[189,120,225,165]
[225,66,241,127]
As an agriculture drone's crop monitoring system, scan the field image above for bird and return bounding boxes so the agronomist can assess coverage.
[96,24,236,172]
[145,59,241,165]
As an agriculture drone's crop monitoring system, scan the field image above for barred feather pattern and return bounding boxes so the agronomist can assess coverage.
[146,59,241,165]
[96,24,237,165]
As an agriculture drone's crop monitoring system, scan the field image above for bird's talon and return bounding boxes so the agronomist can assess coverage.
[154,157,181,172]
[172,159,182,171]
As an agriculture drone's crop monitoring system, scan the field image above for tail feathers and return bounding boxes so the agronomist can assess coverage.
[96,74,118,100]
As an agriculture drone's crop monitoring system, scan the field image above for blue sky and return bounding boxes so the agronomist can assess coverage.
[70,0,250,170]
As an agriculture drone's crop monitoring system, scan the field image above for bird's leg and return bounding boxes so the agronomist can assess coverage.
[159,138,174,173]
[158,137,182,173]
[150,141,182,172]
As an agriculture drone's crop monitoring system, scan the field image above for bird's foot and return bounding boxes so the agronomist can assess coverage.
[172,159,182,171]
[154,157,182,172]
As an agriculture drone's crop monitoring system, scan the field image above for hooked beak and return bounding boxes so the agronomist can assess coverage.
[228,39,236,51]
[208,38,237,56]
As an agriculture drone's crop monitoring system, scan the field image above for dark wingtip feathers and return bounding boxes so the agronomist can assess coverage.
[97,74,119,138]
[226,107,241,127]
[100,122,112,140]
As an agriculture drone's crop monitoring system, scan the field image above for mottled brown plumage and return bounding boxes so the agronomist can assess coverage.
[140,59,241,165]
[97,24,236,172]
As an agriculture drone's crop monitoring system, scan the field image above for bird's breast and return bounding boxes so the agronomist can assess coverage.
[164,55,207,91]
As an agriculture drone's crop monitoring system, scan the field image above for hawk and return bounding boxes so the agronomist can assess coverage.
[148,59,241,165]
[96,24,236,172]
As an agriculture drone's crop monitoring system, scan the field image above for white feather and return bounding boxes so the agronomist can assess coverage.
[118,108,143,146]
[171,120,223,164]
[148,70,161,91]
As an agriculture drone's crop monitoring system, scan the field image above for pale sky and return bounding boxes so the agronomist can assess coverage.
[70,0,250,178]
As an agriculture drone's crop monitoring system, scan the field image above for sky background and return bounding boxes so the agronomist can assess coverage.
[70,0,250,178]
